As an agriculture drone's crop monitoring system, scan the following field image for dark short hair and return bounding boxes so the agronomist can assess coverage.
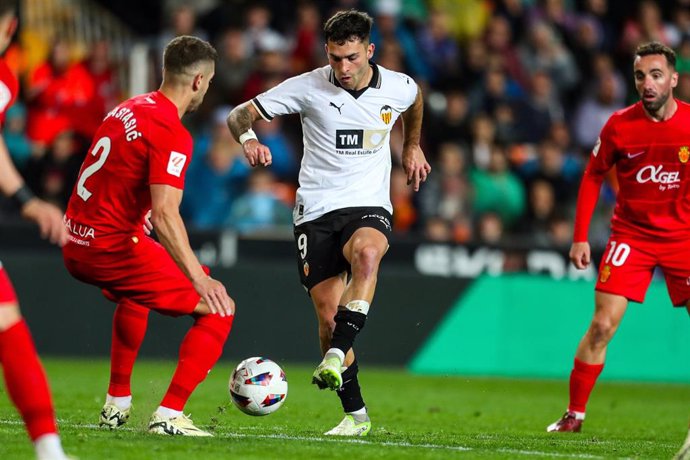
[0,0,16,17]
[163,35,217,76]
[323,9,373,45]
[635,41,676,69]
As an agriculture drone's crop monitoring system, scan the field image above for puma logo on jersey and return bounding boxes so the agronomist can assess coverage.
[167,151,187,177]
[329,102,344,114]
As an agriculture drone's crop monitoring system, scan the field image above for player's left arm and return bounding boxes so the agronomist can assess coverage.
[400,84,431,192]
[150,183,233,316]
[0,133,67,246]
[226,102,272,167]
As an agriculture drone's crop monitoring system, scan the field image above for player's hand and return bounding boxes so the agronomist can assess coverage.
[143,210,153,235]
[194,276,234,317]
[242,139,272,167]
[402,144,431,192]
[21,198,68,247]
[569,241,591,270]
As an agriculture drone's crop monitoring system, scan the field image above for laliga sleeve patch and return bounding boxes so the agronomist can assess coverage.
[167,151,187,177]
[592,137,601,157]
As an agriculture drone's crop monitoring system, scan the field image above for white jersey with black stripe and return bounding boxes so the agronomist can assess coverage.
[252,63,417,225]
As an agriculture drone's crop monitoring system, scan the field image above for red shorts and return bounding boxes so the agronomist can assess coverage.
[595,235,690,306]
[63,236,208,316]
[0,263,18,305]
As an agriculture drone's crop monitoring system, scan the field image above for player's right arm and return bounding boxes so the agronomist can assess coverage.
[226,102,272,167]
[150,183,233,316]
[570,121,617,270]
[0,134,67,246]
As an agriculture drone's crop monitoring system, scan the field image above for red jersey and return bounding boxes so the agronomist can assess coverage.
[0,58,18,125]
[577,100,690,241]
[64,91,192,250]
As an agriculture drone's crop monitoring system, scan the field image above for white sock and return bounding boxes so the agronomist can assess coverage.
[106,393,132,411]
[570,410,585,420]
[347,407,367,416]
[156,406,183,419]
[34,433,67,460]
[325,348,345,364]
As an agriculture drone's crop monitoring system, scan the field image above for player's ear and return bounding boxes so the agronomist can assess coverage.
[367,42,374,60]
[192,73,203,91]
[672,71,679,89]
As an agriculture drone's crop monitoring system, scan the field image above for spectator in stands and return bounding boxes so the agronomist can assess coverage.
[290,1,324,75]
[228,168,292,234]
[514,70,563,144]
[26,39,95,147]
[210,28,254,106]
[416,8,460,85]
[484,15,528,88]
[254,116,299,182]
[390,168,417,235]
[4,103,34,172]
[370,0,431,82]
[242,3,287,56]
[620,0,676,54]
[424,89,471,156]
[182,110,250,230]
[476,211,505,245]
[24,129,83,207]
[470,144,525,228]
[518,21,579,96]
[75,39,120,140]
[573,72,625,150]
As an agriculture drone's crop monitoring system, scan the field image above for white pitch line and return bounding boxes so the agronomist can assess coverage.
[0,418,615,458]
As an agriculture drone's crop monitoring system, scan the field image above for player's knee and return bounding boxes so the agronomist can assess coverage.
[352,245,382,276]
[589,317,617,343]
[0,305,22,331]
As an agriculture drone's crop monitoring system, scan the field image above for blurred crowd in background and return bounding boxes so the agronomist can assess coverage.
[3,0,690,248]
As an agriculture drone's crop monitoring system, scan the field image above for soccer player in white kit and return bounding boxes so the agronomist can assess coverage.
[227,9,430,436]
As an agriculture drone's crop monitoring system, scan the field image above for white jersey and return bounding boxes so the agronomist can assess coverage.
[252,64,418,225]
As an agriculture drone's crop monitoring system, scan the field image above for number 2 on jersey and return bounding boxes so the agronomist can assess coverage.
[76,136,111,201]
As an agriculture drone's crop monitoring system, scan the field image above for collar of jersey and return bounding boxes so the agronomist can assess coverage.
[329,61,381,99]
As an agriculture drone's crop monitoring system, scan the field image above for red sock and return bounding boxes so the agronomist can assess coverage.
[0,319,57,440]
[160,313,234,411]
[108,300,149,397]
[568,358,604,413]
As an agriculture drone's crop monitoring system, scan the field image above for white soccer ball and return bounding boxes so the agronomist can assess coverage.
[229,357,288,416]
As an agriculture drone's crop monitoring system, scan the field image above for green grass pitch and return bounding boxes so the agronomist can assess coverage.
[0,358,688,459]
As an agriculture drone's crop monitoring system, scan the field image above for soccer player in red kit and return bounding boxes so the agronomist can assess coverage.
[548,41,690,433]
[0,1,71,458]
[62,35,234,437]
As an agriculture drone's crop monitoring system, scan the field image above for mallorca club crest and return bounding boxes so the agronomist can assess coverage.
[380,105,392,124]
[679,146,689,164]
[599,264,612,283]
[303,261,310,277]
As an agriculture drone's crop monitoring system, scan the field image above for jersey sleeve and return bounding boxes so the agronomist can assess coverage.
[571,116,618,242]
[252,74,309,121]
[394,71,418,112]
[147,117,192,189]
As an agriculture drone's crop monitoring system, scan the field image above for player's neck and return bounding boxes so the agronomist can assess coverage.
[158,85,188,119]
[643,97,678,122]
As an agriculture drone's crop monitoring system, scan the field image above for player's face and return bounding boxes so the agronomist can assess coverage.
[634,54,678,115]
[188,62,214,113]
[325,39,374,91]
[0,13,17,54]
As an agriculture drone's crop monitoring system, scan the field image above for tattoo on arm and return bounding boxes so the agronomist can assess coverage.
[227,105,255,142]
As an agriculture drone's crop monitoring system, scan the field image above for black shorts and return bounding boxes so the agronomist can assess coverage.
[293,207,392,293]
